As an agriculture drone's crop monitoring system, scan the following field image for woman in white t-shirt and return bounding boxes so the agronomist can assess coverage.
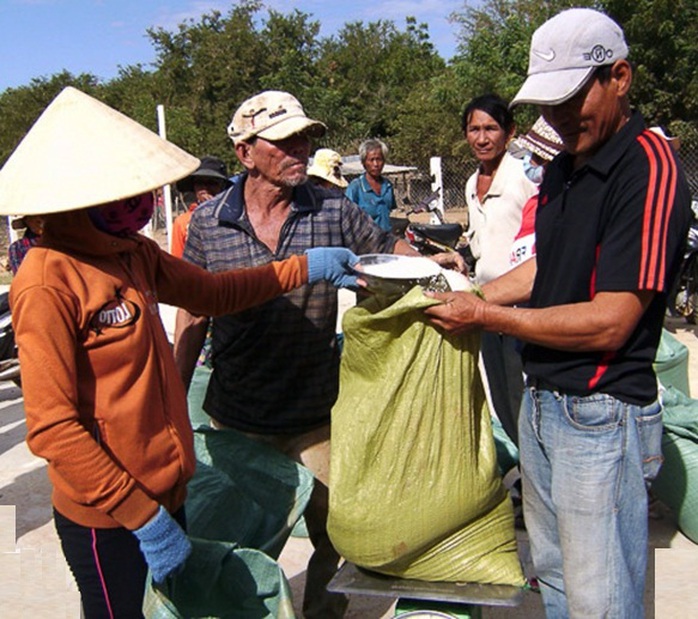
[462,94,537,447]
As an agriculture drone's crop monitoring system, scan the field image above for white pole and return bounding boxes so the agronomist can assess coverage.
[429,156,444,224]
[7,218,18,243]
[156,104,174,251]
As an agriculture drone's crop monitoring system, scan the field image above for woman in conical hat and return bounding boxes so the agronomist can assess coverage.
[0,87,358,617]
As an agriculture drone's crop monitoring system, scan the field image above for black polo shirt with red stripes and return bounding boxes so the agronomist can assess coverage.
[523,112,692,405]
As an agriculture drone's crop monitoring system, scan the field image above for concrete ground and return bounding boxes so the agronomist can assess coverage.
[1,300,697,617]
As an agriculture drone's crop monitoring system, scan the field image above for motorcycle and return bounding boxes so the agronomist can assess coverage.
[671,199,698,323]
[390,190,475,270]
[0,291,20,385]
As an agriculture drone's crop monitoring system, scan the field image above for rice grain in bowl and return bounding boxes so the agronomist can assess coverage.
[355,254,450,297]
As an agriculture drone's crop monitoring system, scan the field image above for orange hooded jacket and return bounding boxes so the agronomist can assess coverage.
[10,209,307,530]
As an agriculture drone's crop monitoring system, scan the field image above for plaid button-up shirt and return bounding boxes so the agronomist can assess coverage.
[183,175,396,433]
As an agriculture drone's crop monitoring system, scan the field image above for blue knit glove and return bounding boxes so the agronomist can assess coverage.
[133,506,192,583]
[305,248,359,288]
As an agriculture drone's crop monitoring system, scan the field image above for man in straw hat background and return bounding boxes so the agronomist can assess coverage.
[424,8,691,616]
[0,86,360,617]
[307,148,349,189]
[173,89,464,618]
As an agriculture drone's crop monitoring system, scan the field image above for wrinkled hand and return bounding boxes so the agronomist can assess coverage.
[429,251,467,274]
[306,247,360,288]
[133,506,191,583]
[423,291,486,334]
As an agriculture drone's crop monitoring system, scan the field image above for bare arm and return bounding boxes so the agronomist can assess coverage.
[424,289,655,352]
[392,238,420,256]
[481,257,537,306]
[391,238,467,273]
[173,309,208,392]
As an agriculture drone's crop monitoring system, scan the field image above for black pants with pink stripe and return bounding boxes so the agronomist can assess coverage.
[54,508,186,619]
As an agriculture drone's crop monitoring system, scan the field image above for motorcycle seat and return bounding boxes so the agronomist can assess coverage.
[410,223,463,248]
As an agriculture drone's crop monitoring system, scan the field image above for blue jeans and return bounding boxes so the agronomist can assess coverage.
[519,386,663,618]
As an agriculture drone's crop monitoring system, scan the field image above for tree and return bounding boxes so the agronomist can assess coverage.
[0,71,103,166]
[449,0,591,132]
[449,0,698,141]
[314,17,446,156]
[602,0,698,128]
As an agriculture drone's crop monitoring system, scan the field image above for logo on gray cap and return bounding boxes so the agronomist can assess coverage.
[585,45,614,63]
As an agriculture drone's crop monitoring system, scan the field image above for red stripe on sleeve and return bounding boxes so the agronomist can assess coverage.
[636,132,677,289]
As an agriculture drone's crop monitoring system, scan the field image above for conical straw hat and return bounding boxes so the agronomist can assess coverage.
[0,87,199,216]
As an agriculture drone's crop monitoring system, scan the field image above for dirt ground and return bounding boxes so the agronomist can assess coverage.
[393,205,469,228]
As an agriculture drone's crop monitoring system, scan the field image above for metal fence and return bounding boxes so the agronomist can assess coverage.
[386,143,698,219]
[148,143,698,243]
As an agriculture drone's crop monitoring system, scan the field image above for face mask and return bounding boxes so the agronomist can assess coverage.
[523,152,545,185]
[89,192,154,237]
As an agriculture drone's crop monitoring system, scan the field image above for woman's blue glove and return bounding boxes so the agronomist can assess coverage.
[306,247,360,288]
[133,506,191,583]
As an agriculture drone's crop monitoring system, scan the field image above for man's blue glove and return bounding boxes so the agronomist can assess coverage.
[306,247,360,288]
[133,506,192,583]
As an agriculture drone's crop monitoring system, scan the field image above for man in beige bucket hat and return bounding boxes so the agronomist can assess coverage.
[307,148,349,189]
[424,8,692,617]
[0,86,359,617]
[174,89,465,618]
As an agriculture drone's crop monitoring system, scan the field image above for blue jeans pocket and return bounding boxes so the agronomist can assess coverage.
[637,405,664,481]
[562,393,620,431]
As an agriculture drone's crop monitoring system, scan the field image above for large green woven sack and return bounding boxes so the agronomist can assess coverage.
[187,365,213,429]
[142,427,314,618]
[653,386,698,543]
[143,539,295,618]
[328,288,524,586]
[186,427,314,559]
[653,329,690,396]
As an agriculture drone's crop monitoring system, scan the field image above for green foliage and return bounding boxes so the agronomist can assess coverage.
[313,17,446,154]
[602,0,698,136]
[0,71,102,164]
[448,0,598,131]
[0,0,697,173]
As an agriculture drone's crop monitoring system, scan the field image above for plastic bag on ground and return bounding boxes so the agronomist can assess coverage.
[328,287,524,586]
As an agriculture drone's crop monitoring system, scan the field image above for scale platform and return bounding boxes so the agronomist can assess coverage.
[328,562,524,608]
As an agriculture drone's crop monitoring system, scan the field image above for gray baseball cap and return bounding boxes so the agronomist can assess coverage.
[511,8,628,107]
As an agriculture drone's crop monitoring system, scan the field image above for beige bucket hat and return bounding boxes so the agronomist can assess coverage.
[0,87,199,216]
[307,149,348,188]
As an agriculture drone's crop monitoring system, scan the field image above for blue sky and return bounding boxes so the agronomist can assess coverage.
[0,0,464,92]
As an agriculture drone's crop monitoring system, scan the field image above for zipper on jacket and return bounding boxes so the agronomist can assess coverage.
[116,253,189,476]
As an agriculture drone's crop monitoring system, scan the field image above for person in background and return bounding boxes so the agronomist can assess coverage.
[7,215,44,274]
[424,9,691,616]
[509,116,564,270]
[500,117,564,529]
[345,138,396,231]
[463,93,537,447]
[0,86,359,619]
[308,148,348,190]
[649,125,681,152]
[171,156,230,258]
